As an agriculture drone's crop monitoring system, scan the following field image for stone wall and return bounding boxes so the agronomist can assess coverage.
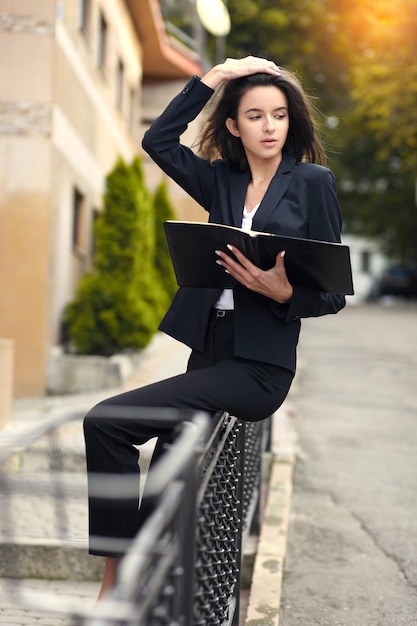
[0,339,13,429]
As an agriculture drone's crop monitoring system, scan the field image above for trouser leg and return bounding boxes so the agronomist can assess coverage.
[83,414,169,555]
[84,315,233,556]
[84,315,293,555]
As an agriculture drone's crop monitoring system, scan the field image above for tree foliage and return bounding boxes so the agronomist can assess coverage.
[329,0,417,262]
[153,182,178,311]
[332,1,416,151]
[224,0,417,263]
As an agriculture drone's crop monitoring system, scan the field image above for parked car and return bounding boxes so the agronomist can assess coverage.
[369,265,417,300]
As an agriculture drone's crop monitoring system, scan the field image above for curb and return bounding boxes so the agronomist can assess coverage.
[0,542,104,582]
[245,403,298,626]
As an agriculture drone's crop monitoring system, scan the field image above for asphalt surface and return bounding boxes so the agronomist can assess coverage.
[280,301,417,626]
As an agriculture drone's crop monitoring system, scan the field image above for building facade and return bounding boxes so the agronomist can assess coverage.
[0,0,202,397]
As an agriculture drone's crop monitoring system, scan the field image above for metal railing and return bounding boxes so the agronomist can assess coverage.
[159,0,197,50]
[0,408,271,625]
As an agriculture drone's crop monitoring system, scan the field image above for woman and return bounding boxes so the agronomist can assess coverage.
[84,56,346,597]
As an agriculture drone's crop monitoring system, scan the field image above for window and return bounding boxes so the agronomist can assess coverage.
[98,12,108,71]
[90,208,100,260]
[116,59,124,109]
[129,86,137,131]
[72,187,85,253]
[79,0,91,36]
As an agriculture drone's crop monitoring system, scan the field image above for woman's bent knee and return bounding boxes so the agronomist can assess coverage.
[83,401,116,442]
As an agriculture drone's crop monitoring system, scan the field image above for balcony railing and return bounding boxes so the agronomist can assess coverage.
[159,0,198,51]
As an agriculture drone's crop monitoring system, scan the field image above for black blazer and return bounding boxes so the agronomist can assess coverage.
[142,76,345,373]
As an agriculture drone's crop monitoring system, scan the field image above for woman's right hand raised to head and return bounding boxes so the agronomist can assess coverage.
[201,56,281,90]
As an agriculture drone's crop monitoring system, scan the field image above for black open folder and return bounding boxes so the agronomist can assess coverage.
[164,221,354,295]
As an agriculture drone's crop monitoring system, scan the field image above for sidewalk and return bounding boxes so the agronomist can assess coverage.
[0,331,298,625]
[279,302,417,626]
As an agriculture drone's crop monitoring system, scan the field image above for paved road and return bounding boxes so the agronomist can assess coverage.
[280,302,417,626]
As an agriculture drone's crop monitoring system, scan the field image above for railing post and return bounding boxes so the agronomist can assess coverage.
[232,420,246,625]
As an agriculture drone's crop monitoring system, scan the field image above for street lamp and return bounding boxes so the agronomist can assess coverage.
[195,0,231,65]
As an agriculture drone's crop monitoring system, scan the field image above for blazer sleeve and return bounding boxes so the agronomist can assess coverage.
[273,167,346,321]
[142,76,217,210]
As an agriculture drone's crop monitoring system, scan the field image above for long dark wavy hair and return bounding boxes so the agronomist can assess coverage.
[197,69,326,171]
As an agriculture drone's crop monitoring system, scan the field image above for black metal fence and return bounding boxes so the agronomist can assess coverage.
[0,408,270,625]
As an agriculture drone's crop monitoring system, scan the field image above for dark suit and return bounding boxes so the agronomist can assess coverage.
[84,77,346,556]
[142,75,345,374]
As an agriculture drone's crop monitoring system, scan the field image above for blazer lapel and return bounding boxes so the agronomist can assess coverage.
[227,152,296,229]
[252,152,296,232]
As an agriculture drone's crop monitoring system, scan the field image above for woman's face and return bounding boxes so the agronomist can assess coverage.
[226,85,289,165]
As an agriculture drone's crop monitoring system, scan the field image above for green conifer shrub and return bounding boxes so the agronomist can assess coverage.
[153,182,178,310]
[64,156,167,356]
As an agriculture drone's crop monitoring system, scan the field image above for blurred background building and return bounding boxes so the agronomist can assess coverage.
[0,0,207,398]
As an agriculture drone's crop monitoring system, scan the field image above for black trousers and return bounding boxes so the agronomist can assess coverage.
[83,311,294,556]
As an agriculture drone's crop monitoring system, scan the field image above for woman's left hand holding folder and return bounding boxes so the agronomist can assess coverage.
[215,245,293,304]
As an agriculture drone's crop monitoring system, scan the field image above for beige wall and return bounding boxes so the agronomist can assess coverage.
[0,1,55,395]
[0,150,52,395]
[0,339,13,429]
[0,1,143,396]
